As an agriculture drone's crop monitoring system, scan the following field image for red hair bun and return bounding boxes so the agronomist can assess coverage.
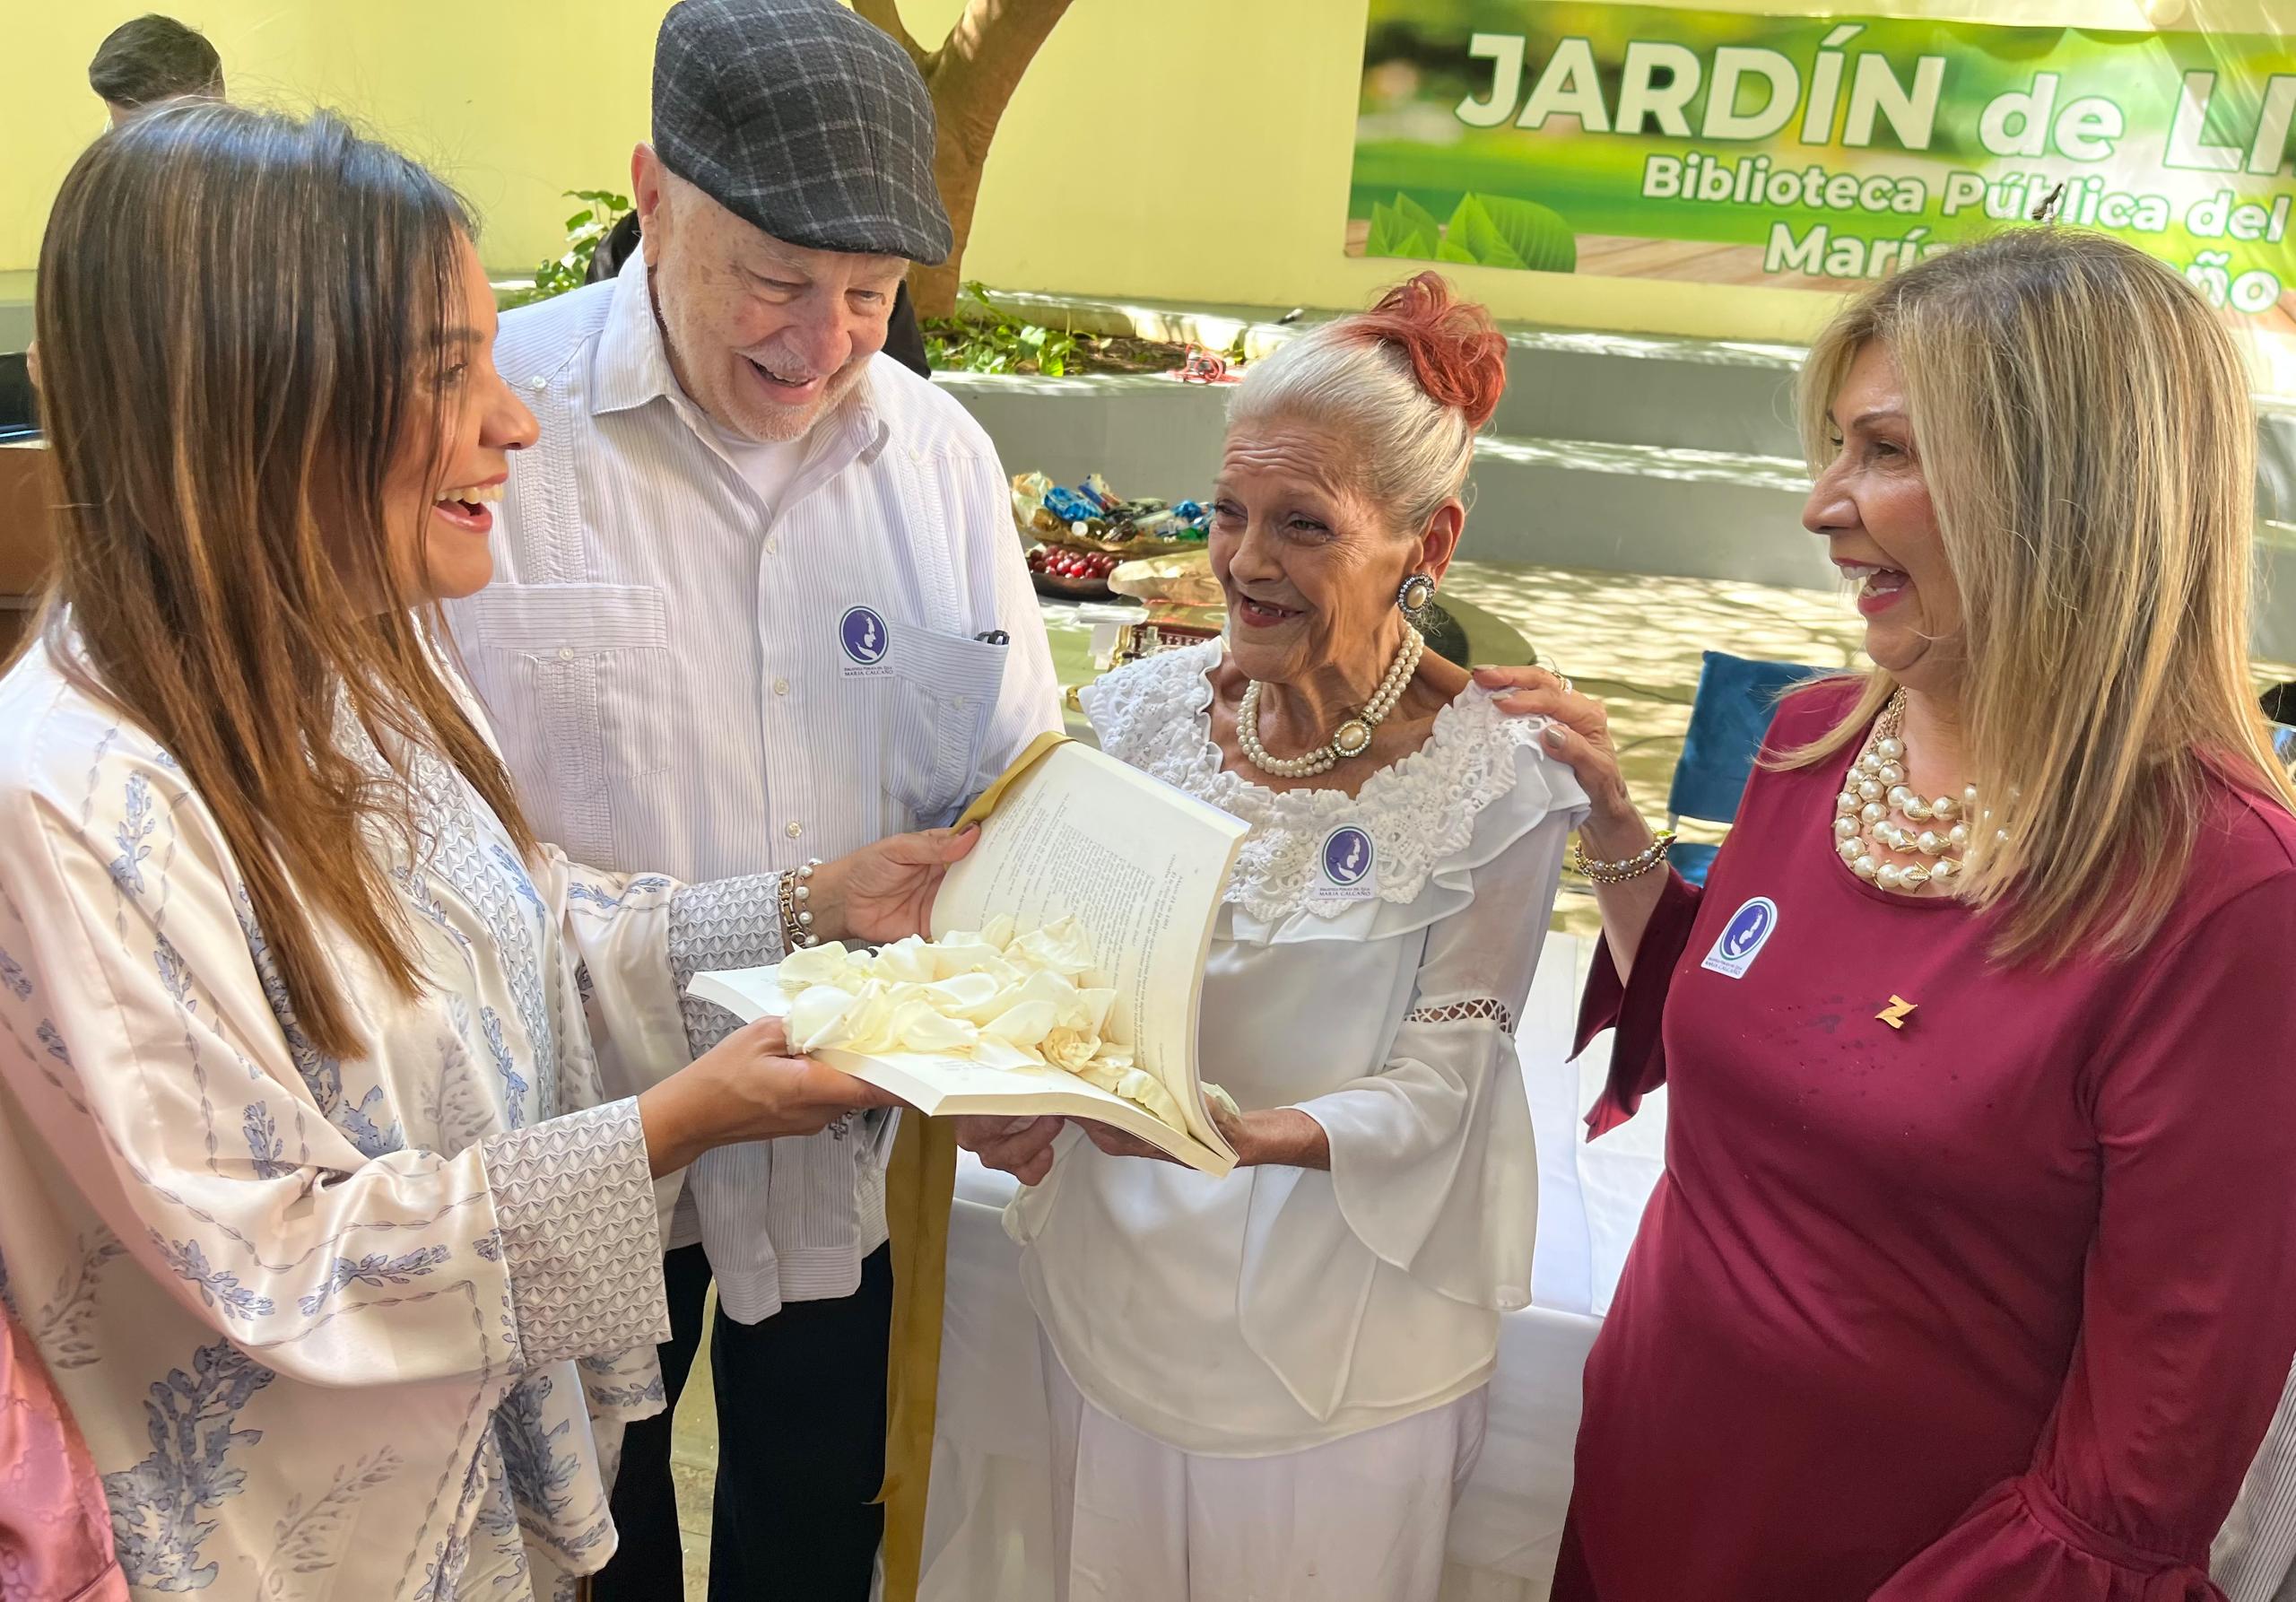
[1350,271,1508,430]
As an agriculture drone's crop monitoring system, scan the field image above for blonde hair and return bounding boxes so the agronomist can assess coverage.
[1784,228,2292,965]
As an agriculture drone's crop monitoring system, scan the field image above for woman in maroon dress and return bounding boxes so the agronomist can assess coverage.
[1482,227,2296,1599]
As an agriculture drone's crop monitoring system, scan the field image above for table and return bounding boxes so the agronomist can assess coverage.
[917,931,1671,1602]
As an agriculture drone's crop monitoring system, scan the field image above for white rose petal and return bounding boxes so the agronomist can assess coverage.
[892,999,978,1054]
[787,984,859,1050]
[777,943,857,988]
[983,999,1059,1047]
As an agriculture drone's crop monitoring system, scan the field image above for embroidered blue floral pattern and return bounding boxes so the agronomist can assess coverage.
[35,1020,68,1066]
[0,945,29,1001]
[240,1103,292,1180]
[109,773,155,895]
[152,1235,276,1323]
[103,1338,276,1591]
[564,876,671,914]
[480,1007,527,1131]
[253,1447,400,1597]
[295,1245,451,1316]
[232,886,402,1159]
[33,1231,129,1370]
[154,934,196,1013]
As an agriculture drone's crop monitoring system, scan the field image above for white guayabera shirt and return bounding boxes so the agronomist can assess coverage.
[448,255,1060,1323]
[0,639,784,1601]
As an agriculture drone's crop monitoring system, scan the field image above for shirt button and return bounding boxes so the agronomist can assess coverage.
[765,539,781,557]
[784,821,804,840]
[527,376,546,392]
[557,647,575,661]
[772,678,789,696]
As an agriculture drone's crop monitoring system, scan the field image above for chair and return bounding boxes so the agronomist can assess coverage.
[1665,651,1831,885]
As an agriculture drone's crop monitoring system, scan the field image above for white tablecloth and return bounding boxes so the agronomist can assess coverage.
[918,931,1670,1601]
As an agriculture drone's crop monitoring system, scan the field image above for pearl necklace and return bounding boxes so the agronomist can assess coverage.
[1237,627,1425,779]
[1831,690,1981,893]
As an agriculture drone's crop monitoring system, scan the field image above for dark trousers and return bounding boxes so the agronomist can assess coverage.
[594,1242,893,1601]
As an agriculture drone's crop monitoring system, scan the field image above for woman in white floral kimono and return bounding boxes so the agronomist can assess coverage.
[959,274,1587,1600]
[0,106,962,1600]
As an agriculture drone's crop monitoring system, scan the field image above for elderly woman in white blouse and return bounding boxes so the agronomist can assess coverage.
[960,272,1586,1602]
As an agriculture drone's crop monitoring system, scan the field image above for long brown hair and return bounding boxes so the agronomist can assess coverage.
[32,103,535,1056]
[1783,229,2292,965]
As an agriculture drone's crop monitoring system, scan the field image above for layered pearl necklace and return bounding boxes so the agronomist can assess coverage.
[1832,690,1981,893]
[1237,626,1424,779]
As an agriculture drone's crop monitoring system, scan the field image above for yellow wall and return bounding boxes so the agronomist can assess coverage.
[4,0,2283,348]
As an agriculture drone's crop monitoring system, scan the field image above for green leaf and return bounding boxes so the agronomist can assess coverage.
[1434,235,1481,266]
[1449,194,1575,274]
[1393,193,1443,239]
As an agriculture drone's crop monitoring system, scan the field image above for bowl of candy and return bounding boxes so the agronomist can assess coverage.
[1026,543,1121,597]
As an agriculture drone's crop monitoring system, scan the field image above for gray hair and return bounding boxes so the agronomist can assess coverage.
[1224,273,1506,537]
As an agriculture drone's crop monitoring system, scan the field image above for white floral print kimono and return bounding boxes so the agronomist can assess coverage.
[0,638,786,1601]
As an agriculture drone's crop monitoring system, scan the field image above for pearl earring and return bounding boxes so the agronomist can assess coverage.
[1397,573,1436,621]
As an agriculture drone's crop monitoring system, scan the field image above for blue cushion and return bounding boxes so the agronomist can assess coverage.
[1667,651,1831,827]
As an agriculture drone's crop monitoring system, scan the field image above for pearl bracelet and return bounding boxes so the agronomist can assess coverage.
[778,858,823,952]
[1568,831,1677,885]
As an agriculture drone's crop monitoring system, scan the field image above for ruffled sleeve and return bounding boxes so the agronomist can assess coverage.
[1231,753,1583,1416]
[1871,874,2296,1600]
[1573,867,1702,1136]
[1294,805,1571,1305]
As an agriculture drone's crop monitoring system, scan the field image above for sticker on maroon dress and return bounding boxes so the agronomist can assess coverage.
[1700,896,1779,979]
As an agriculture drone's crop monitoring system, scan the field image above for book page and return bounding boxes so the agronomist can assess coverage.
[932,743,1248,1153]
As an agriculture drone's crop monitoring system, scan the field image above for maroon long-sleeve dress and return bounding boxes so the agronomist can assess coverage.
[1554,683,2296,1601]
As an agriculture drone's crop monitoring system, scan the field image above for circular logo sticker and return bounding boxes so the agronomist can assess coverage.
[839,606,890,666]
[1720,897,1774,959]
[1322,825,1374,887]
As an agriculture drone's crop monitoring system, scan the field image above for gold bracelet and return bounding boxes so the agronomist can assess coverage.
[1568,831,1676,885]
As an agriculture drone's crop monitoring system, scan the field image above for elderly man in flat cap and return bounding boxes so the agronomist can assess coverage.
[445,2,1061,1596]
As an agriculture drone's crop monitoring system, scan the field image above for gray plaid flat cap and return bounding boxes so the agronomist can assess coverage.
[654,0,952,265]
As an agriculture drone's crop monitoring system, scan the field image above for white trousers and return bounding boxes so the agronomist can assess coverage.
[1040,1330,1490,1602]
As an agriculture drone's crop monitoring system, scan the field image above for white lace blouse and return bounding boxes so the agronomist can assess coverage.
[1010,641,1588,1456]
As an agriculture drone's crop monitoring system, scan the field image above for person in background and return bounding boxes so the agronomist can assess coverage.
[1482,227,2296,1599]
[442,1,1061,1595]
[2,1303,127,1602]
[960,274,1587,1602]
[88,13,222,126]
[2,101,968,1598]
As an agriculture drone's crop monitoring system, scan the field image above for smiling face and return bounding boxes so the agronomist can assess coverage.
[1210,416,1459,688]
[1805,339,1961,694]
[378,234,539,605]
[635,149,905,444]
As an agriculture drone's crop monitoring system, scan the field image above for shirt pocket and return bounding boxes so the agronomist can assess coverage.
[881,625,1011,823]
[457,583,676,792]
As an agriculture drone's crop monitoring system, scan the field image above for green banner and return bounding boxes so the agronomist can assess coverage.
[1350,3,2295,330]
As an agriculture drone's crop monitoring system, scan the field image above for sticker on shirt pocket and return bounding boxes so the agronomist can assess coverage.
[1309,824,1378,906]
[839,606,893,677]
[1700,896,1779,979]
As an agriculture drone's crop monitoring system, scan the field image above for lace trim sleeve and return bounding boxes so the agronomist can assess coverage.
[1402,997,1517,1036]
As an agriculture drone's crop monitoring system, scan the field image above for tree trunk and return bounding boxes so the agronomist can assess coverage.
[855,0,1077,318]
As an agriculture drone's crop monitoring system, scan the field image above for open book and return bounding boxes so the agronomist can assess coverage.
[691,735,1251,1175]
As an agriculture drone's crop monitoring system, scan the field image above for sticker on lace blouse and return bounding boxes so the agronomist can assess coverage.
[839,606,893,678]
[1309,824,1378,905]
